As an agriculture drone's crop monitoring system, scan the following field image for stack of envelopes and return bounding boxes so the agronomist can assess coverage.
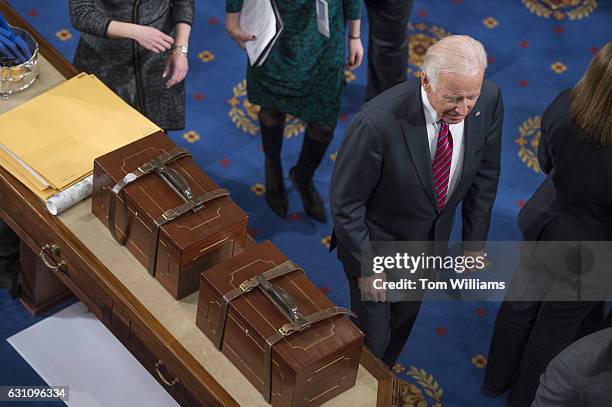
[0,73,160,200]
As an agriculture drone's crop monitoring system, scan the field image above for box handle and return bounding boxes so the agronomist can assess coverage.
[156,164,194,203]
[256,274,309,329]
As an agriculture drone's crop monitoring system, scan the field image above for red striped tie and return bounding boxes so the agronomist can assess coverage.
[432,121,453,211]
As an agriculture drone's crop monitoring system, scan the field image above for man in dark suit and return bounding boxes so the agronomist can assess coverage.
[364,0,414,101]
[532,327,612,406]
[330,35,503,367]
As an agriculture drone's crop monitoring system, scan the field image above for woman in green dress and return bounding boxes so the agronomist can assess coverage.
[226,0,363,222]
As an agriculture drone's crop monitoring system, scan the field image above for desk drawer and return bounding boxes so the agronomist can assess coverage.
[2,197,112,325]
[129,320,220,406]
[1,191,231,406]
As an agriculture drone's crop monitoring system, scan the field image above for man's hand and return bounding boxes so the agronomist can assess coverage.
[163,52,188,88]
[463,249,486,272]
[357,273,386,302]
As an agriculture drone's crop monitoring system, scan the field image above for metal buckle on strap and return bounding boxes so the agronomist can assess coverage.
[138,162,153,174]
[161,208,178,222]
[239,278,258,293]
[278,324,296,336]
[278,321,310,336]
[192,201,205,213]
[139,157,163,174]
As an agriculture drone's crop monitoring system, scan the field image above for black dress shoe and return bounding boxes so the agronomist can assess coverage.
[289,167,327,223]
[264,165,288,218]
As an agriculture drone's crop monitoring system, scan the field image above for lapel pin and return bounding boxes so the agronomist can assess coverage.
[475,111,481,117]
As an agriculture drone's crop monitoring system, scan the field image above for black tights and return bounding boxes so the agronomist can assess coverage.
[258,107,335,183]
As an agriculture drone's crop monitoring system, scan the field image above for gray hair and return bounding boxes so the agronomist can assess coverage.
[422,35,488,90]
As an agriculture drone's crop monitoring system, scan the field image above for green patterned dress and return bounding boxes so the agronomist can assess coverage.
[226,0,360,125]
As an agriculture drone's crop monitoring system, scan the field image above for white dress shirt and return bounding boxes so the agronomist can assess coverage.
[421,86,465,200]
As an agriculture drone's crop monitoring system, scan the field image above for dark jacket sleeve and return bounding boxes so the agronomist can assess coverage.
[538,107,554,175]
[226,0,243,13]
[343,0,361,20]
[69,0,112,38]
[172,0,194,25]
[461,85,504,248]
[330,111,382,277]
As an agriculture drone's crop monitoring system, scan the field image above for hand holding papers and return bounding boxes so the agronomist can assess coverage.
[235,0,283,66]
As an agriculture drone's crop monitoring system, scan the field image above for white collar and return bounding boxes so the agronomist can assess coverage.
[421,85,439,125]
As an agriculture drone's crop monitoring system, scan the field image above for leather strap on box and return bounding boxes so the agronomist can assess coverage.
[213,260,301,350]
[262,306,356,402]
[146,188,229,276]
[107,147,190,245]
[213,261,356,403]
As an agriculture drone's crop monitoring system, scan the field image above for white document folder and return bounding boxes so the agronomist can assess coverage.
[239,0,283,66]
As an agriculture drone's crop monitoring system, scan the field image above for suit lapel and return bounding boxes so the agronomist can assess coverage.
[400,81,487,212]
[447,104,485,206]
[401,83,437,209]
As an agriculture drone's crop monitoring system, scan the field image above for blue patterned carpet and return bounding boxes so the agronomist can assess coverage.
[2,1,611,406]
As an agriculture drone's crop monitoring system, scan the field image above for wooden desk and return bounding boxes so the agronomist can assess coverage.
[0,2,400,405]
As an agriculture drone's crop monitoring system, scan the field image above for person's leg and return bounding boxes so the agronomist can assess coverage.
[346,275,391,359]
[364,0,414,102]
[483,240,553,396]
[483,301,542,396]
[577,301,604,336]
[381,299,422,368]
[259,107,288,217]
[290,122,334,222]
[507,301,599,407]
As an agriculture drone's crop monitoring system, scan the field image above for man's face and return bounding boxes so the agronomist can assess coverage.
[422,71,483,124]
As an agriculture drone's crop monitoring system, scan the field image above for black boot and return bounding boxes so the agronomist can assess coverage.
[265,163,288,218]
[290,124,334,223]
[259,108,288,218]
[290,168,327,222]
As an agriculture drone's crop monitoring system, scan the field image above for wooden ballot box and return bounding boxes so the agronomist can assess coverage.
[197,241,364,407]
[92,131,248,299]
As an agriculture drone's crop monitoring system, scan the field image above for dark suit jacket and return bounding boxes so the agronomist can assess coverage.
[532,327,612,407]
[518,89,612,242]
[330,78,503,276]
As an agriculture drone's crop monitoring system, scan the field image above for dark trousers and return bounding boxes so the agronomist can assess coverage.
[364,0,414,102]
[485,225,612,406]
[347,276,422,368]
[485,300,601,407]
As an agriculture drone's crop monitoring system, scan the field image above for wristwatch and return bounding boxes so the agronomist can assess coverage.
[172,45,188,56]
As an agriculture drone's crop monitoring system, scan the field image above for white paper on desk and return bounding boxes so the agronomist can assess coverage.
[45,174,93,215]
[0,142,51,189]
[8,302,179,407]
[240,0,278,66]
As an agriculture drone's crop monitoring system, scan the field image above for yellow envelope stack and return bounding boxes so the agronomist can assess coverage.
[0,73,161,200]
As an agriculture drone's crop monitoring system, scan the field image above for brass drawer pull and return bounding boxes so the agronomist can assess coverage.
[39,244,66,273]
[154,360,179,388]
